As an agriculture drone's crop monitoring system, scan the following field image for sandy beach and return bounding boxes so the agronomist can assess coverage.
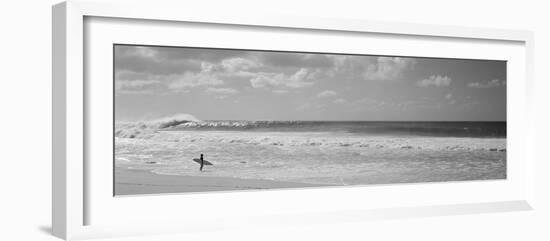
[115,167,324,195]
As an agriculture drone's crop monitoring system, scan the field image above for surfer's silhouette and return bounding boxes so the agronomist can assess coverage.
[199,154,205,172]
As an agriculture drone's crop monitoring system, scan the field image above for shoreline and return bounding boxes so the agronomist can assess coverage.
[115,167,325,195]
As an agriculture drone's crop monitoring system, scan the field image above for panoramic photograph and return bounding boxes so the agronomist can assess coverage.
[114,44,507,195]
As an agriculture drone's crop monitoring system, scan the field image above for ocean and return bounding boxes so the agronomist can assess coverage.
[115,119,506,186]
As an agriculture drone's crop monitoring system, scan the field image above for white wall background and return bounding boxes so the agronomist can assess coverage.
[1,0,548,240]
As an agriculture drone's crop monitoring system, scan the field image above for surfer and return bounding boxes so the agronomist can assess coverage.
[192,154,212,171]
[199,154,205,172]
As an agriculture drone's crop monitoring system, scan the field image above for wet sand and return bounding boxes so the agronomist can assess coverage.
[115,167,324,195]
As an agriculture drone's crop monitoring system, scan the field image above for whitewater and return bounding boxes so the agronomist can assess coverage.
[115,115,506,185]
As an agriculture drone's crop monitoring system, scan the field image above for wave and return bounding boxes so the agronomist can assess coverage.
[115,117,506,139]
[168,121,506,137]
[174,120,305,129]
[115,118,310,138]
[115,113,200,138]
[115,130,507,152]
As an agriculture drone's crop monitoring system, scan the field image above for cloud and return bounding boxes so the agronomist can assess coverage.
[115,46,202,75]
[168,72,224,91]
[152,47,250,62]
[330,56,416,82]
[444,93,456,105]
[220,57,262,72]
[115,47,326,95]
[259,52,334,69]
[206,87,239,95]
[115,79,164,94]
[417,75,452,87]
[116,64,226,95]
[317,90,337,98]
[115,46,421,97]
[363,57,416,81]
[249,68,315,88]
[467,79,505,88]
[334,98,347,104]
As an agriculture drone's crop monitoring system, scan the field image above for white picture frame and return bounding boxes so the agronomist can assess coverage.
[52,0,535,240]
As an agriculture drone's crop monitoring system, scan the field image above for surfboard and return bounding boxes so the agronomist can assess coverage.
[192,158,213,166]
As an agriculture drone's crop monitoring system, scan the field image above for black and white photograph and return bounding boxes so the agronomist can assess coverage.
[114,44,507,195]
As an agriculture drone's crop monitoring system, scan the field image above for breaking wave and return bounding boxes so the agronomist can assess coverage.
[115,113,200,139]
[115,116,506,139]
[174,120,305,129]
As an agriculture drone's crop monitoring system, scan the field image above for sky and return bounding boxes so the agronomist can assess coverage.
[114,45,506,122]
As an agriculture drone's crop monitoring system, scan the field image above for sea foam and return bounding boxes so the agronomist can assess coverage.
[115,113,201,139]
